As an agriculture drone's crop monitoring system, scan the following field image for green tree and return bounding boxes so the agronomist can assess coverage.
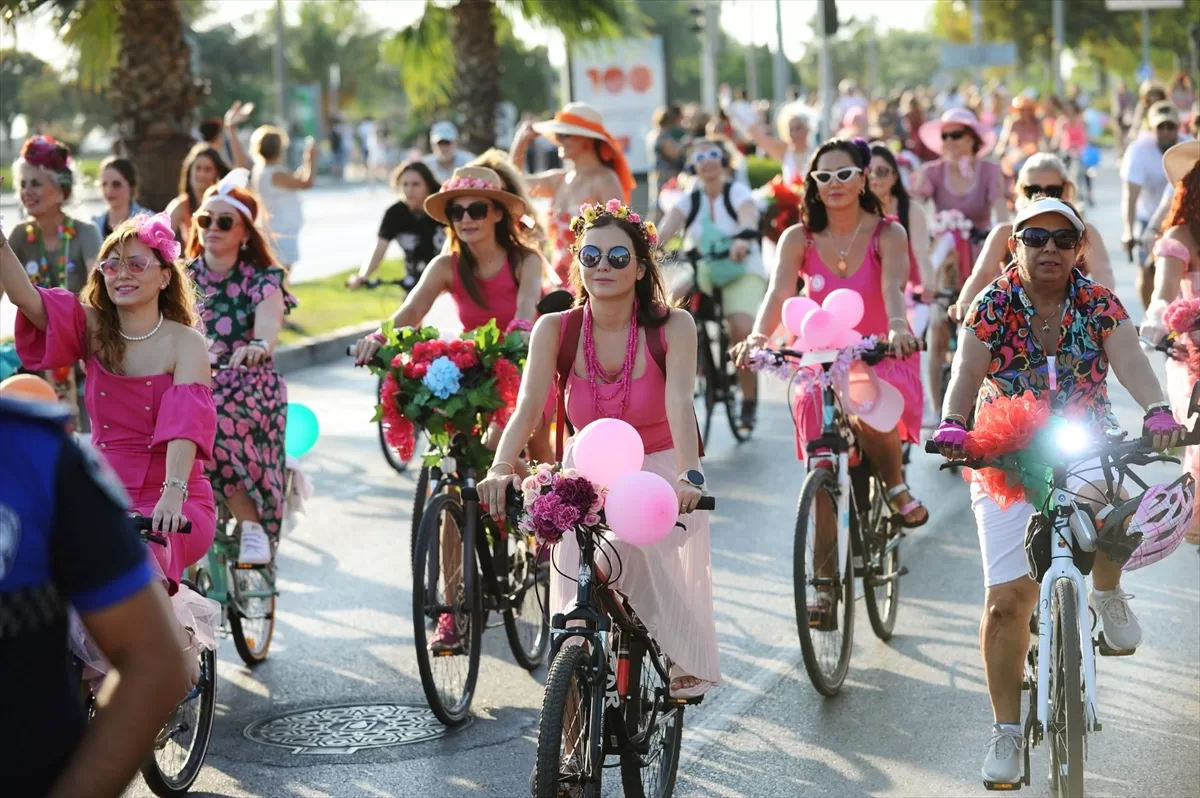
[385,0,634,153]
[0,49,55,148]
[284,0,385,126]
[2,0,207,210]
[191,21,273,122]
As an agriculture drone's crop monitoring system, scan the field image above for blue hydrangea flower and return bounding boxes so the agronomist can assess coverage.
[422,355,462,399]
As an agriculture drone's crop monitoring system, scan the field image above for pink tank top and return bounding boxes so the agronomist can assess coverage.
[559,321,674,454]
[802,219,899,338]
[918,159,1002,231]
[1060,119,1088,152]
[450,255,519,332]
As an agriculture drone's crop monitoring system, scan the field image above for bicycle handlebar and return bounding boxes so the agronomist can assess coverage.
[923,423,1200,470]
[502,485,715,525]
[767,339,928,368]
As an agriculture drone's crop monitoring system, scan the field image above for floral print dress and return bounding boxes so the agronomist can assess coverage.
[189,258,298,538]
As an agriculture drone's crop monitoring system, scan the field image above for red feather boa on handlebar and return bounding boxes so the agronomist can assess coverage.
[963,391,1053,509]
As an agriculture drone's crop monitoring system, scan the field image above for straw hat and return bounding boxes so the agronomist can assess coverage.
[424,166,528,225]
[918,108,998,156]
[533,102,611,144]
[1163,140,1199,186]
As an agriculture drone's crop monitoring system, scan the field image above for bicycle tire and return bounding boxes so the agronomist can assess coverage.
[861,477,901,641]
[229,566,276,666]
[619,636,682,798]
[793,467,855,697]
[502,534,550,670]
[411,465,434,569]
[140,644,216,796]
[718,327,750,443]
[696,324,718,445]
[535,643,602,798]
[1049,578,1086,798]
[412,493,482,726]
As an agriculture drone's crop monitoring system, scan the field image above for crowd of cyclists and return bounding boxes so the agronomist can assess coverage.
[1,71,1198,796]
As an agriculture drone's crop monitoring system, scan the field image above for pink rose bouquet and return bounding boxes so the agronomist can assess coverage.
[519,463,605,544]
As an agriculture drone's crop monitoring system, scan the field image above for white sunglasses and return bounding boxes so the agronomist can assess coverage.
[809,167,863,185]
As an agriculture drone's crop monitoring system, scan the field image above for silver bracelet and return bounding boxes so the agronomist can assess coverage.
[1146,400,1172,413]
[162,477,189,503]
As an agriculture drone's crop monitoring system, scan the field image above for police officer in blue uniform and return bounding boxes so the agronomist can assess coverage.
[0,396,186,798]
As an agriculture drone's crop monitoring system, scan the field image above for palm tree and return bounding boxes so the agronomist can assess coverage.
[1,0,204,211]
[387,0,635,153]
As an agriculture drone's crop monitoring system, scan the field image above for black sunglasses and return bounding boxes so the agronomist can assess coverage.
[446,201,492,222]
[578,244,632,270]
[941,129,969,141]
[195,212,235,231]
[1014,227,1081,250]
[1022,184,1065,199]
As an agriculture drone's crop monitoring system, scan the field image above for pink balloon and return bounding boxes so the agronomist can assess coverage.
[800,308,837,349]
[832,327,863,349]
[822,289,865,330]
[605,471,679,547]
[572,418,645,488]
[782,297,820,337]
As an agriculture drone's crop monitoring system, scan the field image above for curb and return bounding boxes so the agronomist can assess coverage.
[274,320,378,376]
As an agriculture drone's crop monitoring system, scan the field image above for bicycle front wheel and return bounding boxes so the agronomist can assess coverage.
[140,646,216,796]
[619,636,682,798]
[695,323,718,446]
[412,493,482,726]
[1049,578,1086,798]
[535,643,602,798]
[793,467,855,696]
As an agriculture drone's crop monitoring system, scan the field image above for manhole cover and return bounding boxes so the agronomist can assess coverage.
[244,703,450,754]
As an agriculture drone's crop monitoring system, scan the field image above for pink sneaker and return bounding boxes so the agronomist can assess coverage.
[429,613,462,653]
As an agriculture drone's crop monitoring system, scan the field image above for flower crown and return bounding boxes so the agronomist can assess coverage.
[570,199,658,248]
[20,135,71,173]
[442,176,501,192]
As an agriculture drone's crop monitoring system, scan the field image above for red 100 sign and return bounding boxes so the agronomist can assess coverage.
[585,65,654,96]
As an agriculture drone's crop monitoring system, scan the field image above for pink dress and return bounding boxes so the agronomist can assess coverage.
[449,255,518,333]
[913,159,1004,233]
[793,221,924,460]
[549,319,722,685]
[546,211,576,287]
[16,288,217,585]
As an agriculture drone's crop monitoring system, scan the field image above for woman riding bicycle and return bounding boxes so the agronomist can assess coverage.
[655,137,764,430]
[477,202,722,699]
[347,160,444,290]
[186,169,298,567]
[1140,140,1200,543]
[4,213,217,681]
[735,137,928,528]
[930,197,1186,785]
[353,166,554,463]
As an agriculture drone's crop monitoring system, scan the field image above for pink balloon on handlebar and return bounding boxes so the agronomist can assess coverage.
[605,470,679,547]
[800,308,838,350]
[832,327,863,349]
[822,288,864,330]
[782,296,820,337]
[571,418,645,488]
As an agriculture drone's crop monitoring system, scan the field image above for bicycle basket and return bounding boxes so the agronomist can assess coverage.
[1025,510,1095,582]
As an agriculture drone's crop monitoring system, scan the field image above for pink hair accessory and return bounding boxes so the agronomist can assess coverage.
[505,319,533,334]
[442,176,500,192]
[137,212,181,262]
[20,135,71,172]
[1153,238,1191,264]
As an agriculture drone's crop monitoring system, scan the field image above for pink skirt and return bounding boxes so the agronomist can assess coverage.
[548,447,722,685]
[791,354,924,460]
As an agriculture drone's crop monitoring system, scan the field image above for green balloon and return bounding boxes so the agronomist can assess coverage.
[285,402,320,458]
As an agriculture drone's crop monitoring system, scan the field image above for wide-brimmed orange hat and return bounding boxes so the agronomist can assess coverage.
[533,102,636,204]
[423,166,528,225]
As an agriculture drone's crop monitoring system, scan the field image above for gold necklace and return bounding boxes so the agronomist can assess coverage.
[831,219,865,273]
[1035,302,1063,334]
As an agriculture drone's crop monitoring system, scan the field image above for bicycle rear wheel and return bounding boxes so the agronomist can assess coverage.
[412,493,482,726]
[535,643,602,798]
[229,566,276,666]
[860,475,902,641]
[1049,578,1085,798]
[502,531,550,670]
[793,467,855,696]
[619,634,682,798]
[140,640,216,796]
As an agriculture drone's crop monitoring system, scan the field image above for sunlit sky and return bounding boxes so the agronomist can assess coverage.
[2,0,938,70]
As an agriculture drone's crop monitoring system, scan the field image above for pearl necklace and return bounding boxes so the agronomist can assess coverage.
[120,313,165,342]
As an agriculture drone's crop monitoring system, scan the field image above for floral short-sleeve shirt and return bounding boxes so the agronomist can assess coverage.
[964,266,1130,426]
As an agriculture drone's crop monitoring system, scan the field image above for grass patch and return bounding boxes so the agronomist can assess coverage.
[1,158,104,191]
[280,258,408,346]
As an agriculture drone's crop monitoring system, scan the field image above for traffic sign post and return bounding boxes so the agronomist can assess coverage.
[1105,0,1186,83]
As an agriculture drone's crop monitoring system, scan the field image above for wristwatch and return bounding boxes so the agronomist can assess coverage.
[677,470,705,489]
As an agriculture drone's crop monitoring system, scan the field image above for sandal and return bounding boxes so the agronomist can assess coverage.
[669,674,713,700]
[886,482,928,528]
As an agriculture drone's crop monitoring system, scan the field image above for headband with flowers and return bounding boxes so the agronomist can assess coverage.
[136,212,182,262]
[442,175,501,192]
[570,199,659,249]
[19,135,73,187]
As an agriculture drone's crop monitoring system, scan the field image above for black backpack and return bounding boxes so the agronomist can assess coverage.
[683,184,739,234]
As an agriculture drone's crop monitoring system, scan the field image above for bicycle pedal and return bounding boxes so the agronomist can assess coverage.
[1096,632,1136,657]
[667,695,704,706]
[982,780,1022,791]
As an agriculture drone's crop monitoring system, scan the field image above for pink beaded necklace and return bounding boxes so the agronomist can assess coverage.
[583,299,639,418]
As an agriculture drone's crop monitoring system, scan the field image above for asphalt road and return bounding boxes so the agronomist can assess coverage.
[106,159,1199,797]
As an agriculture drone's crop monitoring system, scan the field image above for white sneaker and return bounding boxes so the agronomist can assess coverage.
[237,521,272,566]
[1090,589,1142,651]
[981,724,1024,785]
